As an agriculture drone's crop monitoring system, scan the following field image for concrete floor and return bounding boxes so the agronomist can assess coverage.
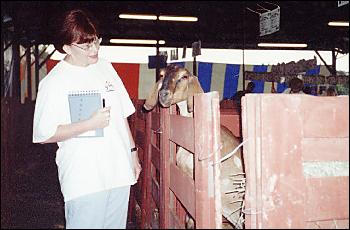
[1,146,138,229]
[2,147,65,229]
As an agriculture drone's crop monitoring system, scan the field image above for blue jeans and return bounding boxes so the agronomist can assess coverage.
[65,186,130,229]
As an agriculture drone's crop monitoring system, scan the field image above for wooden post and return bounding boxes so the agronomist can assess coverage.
[34,44,39,97]
[332,48,337,82]
[212,95,222,229]
[160,106,170,228]
[156,42,160,81]
[26,43,31,102]
[194,92,218,228]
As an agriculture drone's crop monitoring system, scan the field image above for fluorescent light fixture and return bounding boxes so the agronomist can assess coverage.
[119,14,157,20]
[258,43,308,48]
[110,39,165,45]
[328,21,349,27]
[118,14,198,22]
[158,15,198,22]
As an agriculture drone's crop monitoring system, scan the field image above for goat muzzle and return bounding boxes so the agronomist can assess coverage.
[159,90,173,107]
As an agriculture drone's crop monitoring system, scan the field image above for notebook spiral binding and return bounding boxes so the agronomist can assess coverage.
[68,90,100,96]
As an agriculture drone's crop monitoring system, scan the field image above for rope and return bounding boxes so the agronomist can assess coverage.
[211,139,249,166]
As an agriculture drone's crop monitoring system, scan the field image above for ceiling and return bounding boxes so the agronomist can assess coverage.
[2,1,349,53]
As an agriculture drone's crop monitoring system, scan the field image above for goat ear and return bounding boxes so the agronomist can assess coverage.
[186,75,204,113]
[144,77,164,111]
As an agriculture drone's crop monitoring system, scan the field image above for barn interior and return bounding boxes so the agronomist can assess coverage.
[1,1,349,229]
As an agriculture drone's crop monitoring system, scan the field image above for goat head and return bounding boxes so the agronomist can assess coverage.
[144,65,203,113]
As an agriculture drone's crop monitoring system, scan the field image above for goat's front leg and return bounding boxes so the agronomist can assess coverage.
[176,147,194,179]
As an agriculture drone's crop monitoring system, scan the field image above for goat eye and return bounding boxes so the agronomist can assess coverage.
[175,75,188,84]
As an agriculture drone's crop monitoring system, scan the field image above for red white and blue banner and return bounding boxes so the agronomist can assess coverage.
[20,59,331,103]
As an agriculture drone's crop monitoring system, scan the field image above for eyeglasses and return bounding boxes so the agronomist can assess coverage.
[71,37,102,52]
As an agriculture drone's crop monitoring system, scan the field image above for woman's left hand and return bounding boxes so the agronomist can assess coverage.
[132,151,142,181]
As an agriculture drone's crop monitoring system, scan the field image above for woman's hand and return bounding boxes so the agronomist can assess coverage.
[132,151,142,181]
[88,106,111,129]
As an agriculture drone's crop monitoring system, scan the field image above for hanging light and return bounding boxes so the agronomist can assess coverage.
[258,43,308,48]
[110,39,165,45]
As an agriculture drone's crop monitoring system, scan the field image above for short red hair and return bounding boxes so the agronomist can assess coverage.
[54,9,99,54]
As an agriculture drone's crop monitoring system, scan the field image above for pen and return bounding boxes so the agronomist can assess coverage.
[102,98,105,108]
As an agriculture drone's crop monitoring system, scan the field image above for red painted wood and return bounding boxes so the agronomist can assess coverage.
[242,94,349,229]
[301,96,349,138]
[305,177,349,221]
[305,219,350,229]
[302,138,349,161]
[169,210,182,228]
[137,104,162,229]
[193,92,218,229]
[212,96,223,229]
[151,113,160,131]
[118,89,243,228]
[160,106,171,228]
[169,115,195,153]
[169,163,196,218]
[128,99,150,228]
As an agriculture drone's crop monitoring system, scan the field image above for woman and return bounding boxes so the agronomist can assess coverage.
[32,9,141,229]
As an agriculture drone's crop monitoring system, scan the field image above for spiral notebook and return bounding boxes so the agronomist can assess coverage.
[68,90,104,137]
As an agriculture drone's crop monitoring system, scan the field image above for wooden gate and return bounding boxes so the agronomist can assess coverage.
[129,92,226,228]
[242,94,349,229]
[159,91,222,228]
[129,92,244,228]
[128,99,147,228]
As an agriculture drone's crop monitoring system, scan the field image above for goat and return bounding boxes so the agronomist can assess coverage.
[143,64,245,228]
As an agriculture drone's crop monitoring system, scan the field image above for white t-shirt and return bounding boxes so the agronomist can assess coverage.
[33,58,136,202]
